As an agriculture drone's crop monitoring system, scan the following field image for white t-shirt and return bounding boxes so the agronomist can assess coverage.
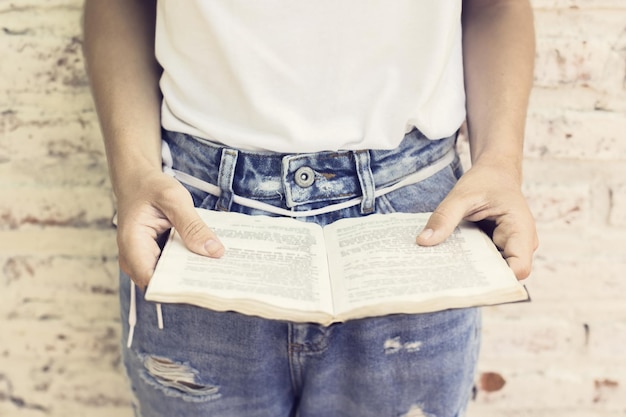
[156,1,465,152]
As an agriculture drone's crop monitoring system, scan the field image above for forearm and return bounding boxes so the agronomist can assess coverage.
[462,0,535,179]
[82,0,162,197]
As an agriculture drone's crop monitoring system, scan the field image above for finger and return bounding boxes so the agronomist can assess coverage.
[493,220,539,280]
[116,204,173,287]
[160,195,225,258]
[119,228,163,289]
[416,193,472,246]
[505,255,533,281]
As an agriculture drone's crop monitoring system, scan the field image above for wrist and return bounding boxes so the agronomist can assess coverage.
[101,130,163,198]
[108,156,163,200]
[468,131,525,181]
[470,149,524,187]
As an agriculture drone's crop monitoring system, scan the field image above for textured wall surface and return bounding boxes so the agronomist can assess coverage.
[1,1,625,416]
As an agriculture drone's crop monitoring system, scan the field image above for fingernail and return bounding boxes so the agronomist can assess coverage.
[418,228,434,240]
[204,239,223,255]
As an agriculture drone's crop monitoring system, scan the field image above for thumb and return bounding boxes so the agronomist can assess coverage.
[416,201,466,247]
[167,204,225,258]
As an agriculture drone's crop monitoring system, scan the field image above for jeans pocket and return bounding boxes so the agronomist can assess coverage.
[198,193,219,210]
[182,182,219,210]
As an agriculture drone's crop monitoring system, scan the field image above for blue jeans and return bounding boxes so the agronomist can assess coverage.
[120,128,481,417]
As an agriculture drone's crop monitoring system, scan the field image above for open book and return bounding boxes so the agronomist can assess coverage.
[145,209,529,325]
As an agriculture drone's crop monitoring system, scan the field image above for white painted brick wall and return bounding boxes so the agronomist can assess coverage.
[1,1,625,416]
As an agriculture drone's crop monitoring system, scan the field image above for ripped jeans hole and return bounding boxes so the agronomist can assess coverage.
[141,355,221,401]
[400,404,436,417]
[384,337,423,354]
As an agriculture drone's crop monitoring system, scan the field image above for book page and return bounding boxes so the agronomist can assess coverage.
[323,213,521,315]
[146,210,334,315]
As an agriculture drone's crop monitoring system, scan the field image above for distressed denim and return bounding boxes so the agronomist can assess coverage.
[119,128,481,417]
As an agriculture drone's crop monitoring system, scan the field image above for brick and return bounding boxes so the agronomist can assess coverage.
[534,229,626,262]
[468,408,626,417]
[0,229,117,257]
[3,292,122,327]
[0,188,113,230]
[533,10,626,91]
[530,86,626,114]
[522,159,622,228]
[525,256,626,302]
[0,111,110,190]
[532,0,626,10]
[0,34,88,95]
[608,181,626,226]
[479,314,587,359]
[524,108,626,160]
[1,256,118,289]
[49,370,133,408]
[587,320,626,358]
[1,113,103,159]
[0,158,110,188]
[0,0,79,12]
[1,256,120,321]
[523,180,590,227]
[476,371,589,408]
[472,368,587,407]
[0,321,121,367]
[570,301,626,324]
[1,105,103,167]
[0,4,87,96]
[0,322,127,417]
[0,356,132,417]
[471,362,626,409]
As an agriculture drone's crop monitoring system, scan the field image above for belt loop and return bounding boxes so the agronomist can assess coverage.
[216,149,238,211]
[353,150,376,214]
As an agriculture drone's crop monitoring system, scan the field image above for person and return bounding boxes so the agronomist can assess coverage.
[83,1,538,416]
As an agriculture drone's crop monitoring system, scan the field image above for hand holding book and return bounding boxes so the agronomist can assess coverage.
[145,209,529,324]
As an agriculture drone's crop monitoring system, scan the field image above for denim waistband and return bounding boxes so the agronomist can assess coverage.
[162,129,457,216]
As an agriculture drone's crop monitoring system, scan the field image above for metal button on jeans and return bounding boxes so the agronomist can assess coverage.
[294,166,315,187]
